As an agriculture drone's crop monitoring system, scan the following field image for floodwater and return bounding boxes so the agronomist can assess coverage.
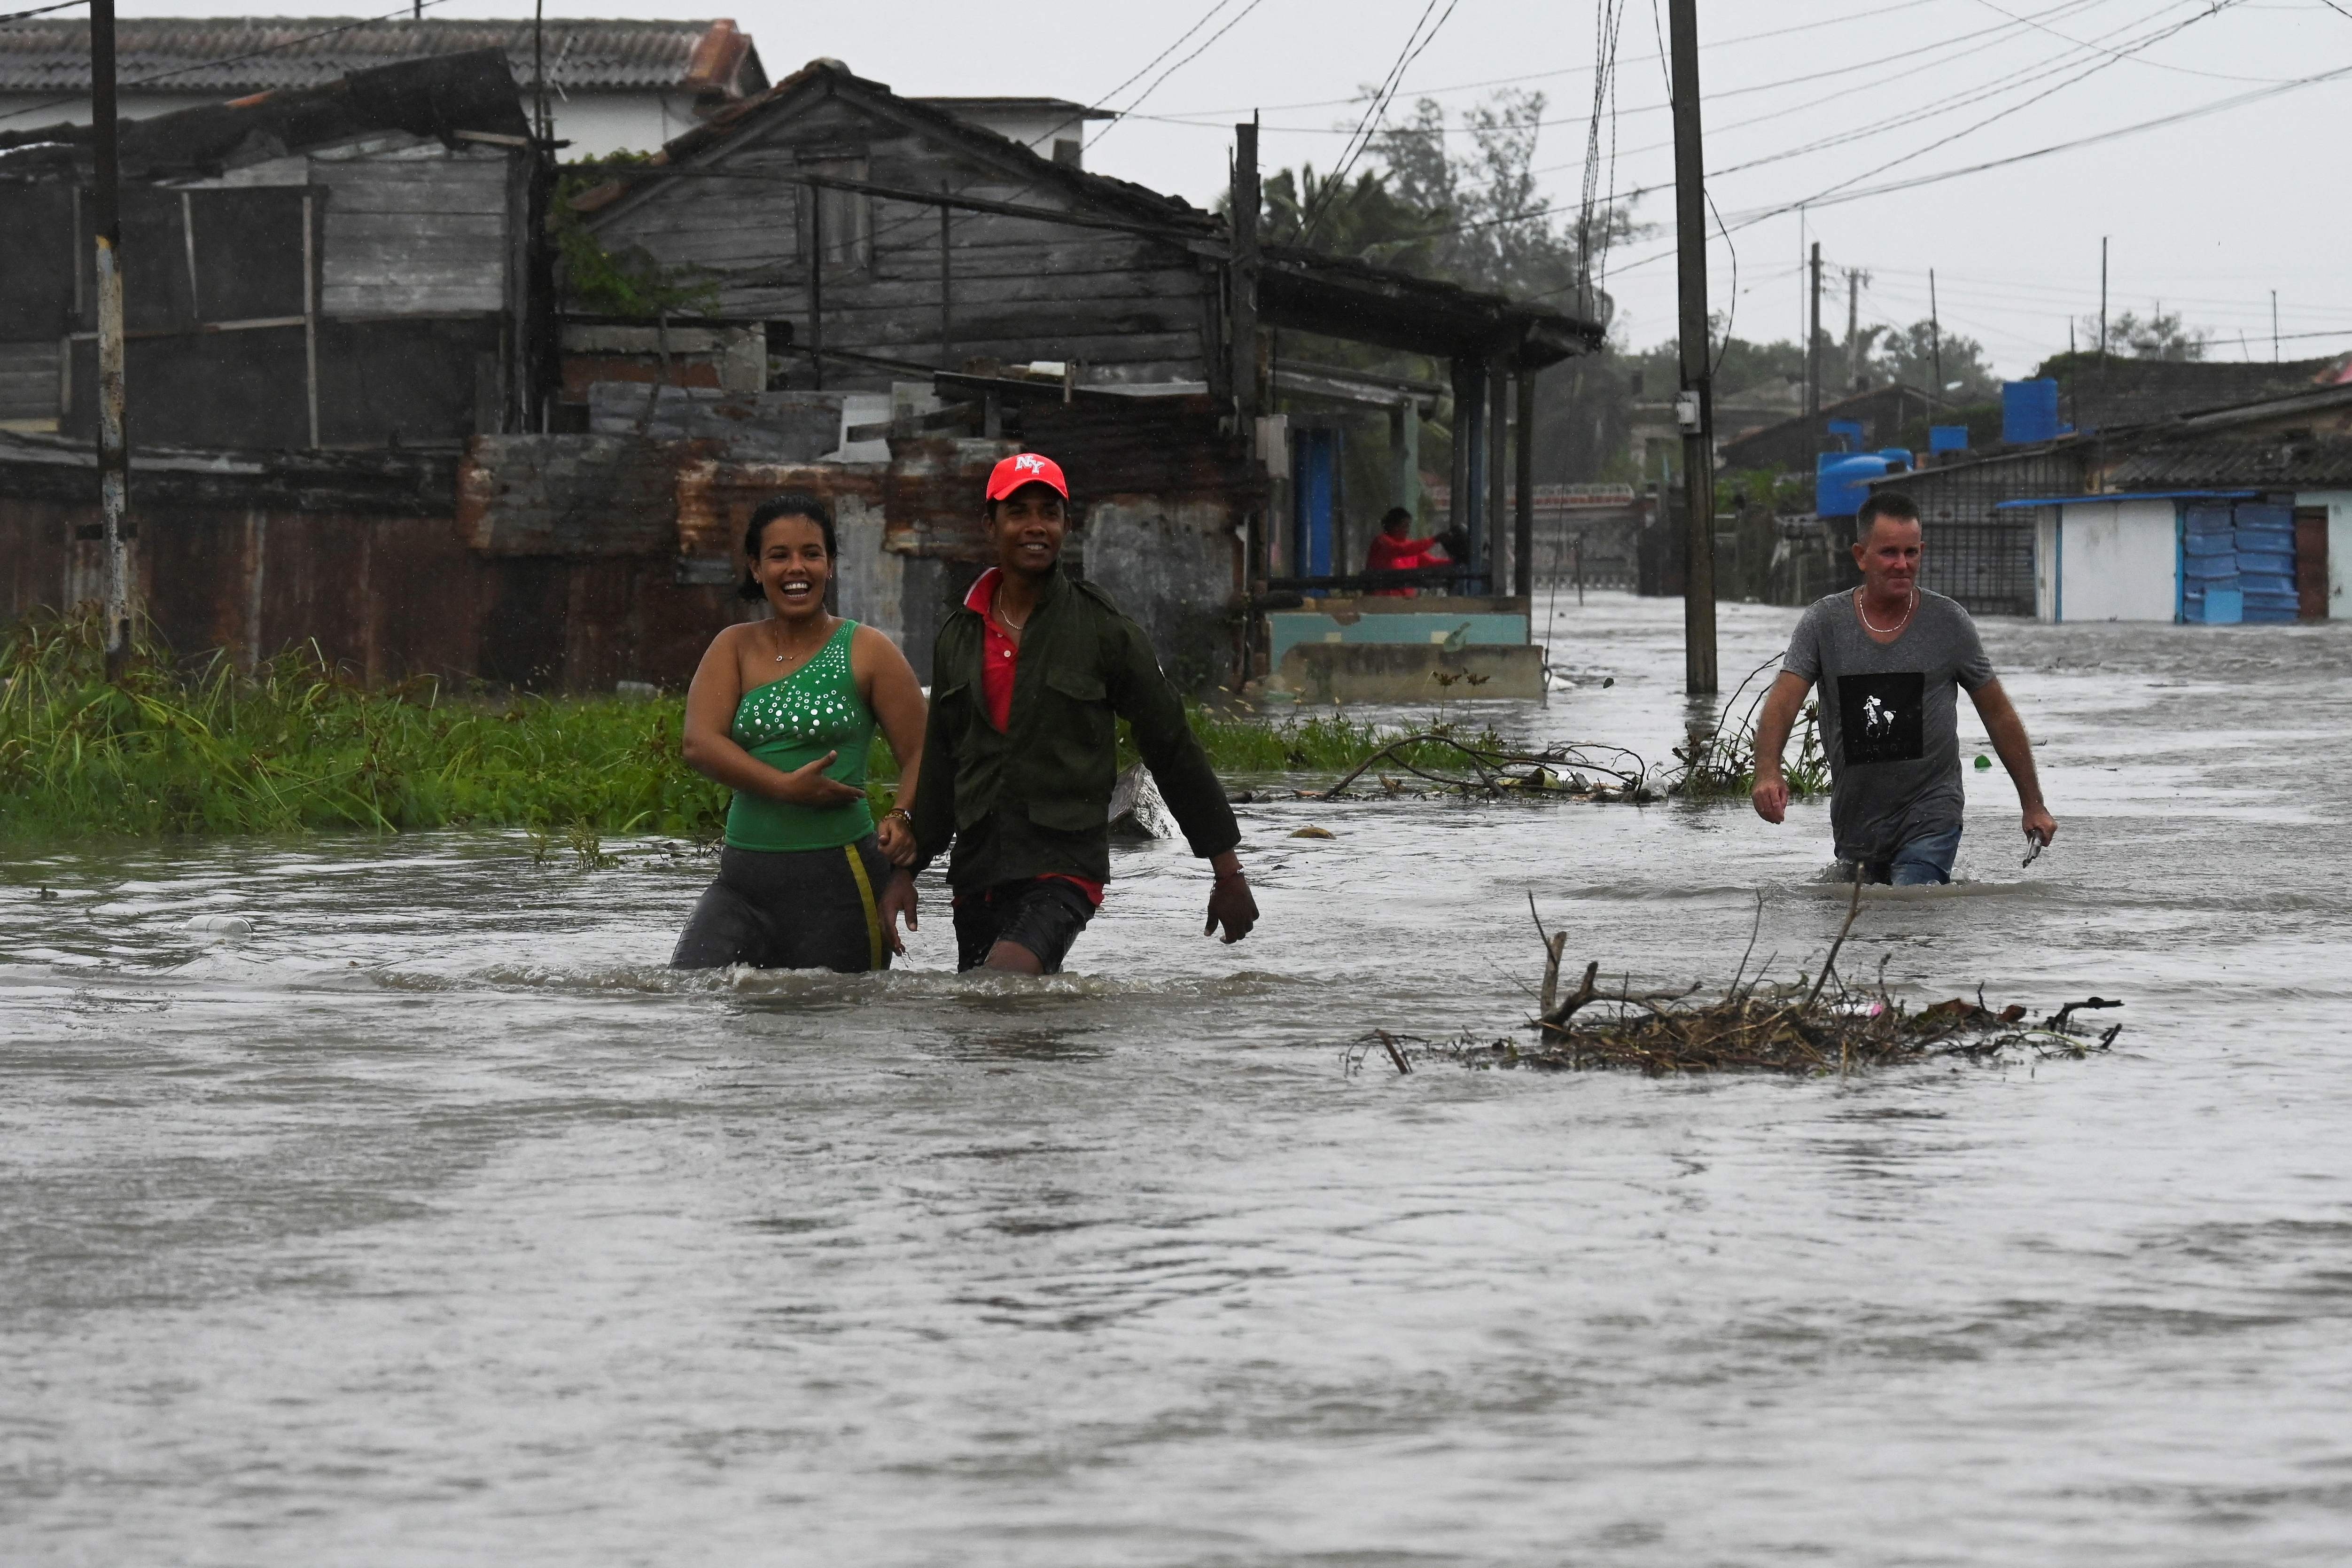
[4,593,2350,1566]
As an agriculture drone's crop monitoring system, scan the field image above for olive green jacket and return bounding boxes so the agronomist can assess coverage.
[912,568,1238,890]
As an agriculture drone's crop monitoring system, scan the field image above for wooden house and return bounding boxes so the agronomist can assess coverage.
[0,49,545,449]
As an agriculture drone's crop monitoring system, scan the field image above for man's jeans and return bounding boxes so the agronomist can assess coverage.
[1848,825,1963,887]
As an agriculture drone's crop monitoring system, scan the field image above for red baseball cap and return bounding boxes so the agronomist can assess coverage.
[986,451,1068,502]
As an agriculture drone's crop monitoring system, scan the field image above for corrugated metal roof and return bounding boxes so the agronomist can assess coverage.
[1992,491,2258,509]
[0,17,763,97]
[2103,435,2352,490]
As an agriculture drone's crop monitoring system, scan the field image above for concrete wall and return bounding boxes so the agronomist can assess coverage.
[2051,498,2177,623]
[1078,497,1238,692]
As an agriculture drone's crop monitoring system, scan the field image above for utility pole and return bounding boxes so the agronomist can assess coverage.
[1844,266,1868,391]
[1667,0,1715,696]
[91,0,131,675]
[2271,289,2279,363]
[1929,267,1943,407]
[1806,241,1822,434]
[1229,118,1260,431]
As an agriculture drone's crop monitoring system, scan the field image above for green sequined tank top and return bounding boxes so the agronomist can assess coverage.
[724,619,876,853]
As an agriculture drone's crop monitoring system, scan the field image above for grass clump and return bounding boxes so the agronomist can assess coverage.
[0,609,727,840]
[1670,655,1831,801]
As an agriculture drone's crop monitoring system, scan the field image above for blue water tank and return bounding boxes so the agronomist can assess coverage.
[2002,380,2065,445]
[1929,424,1970,453]
[1815,451,1911,519]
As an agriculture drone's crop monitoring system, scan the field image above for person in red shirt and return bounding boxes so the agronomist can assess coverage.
[1365,506,1443,597]
[910,453,1259,974]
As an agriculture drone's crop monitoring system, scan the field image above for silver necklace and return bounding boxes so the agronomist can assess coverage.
[1856,586,1916,636]
[771,618,830,663]
[995,600,1030,633]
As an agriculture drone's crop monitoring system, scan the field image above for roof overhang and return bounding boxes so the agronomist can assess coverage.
[1993,491,2259,509]
[1256,245,1603,368]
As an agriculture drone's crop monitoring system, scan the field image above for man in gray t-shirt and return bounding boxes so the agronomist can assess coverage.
[1752,492,2057,883]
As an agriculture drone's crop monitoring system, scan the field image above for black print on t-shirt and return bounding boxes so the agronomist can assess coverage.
[1838,671,1924,765]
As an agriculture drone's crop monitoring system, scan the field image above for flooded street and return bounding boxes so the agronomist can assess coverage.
[5,593,2350,1566]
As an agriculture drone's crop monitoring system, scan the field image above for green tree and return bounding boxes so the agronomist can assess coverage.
[1867,319,1998,398]
[2074,305,2211,361]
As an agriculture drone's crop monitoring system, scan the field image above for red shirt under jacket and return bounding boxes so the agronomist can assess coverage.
[962,568,1104,905]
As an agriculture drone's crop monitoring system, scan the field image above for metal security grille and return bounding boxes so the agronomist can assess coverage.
[1922,521,2035,616]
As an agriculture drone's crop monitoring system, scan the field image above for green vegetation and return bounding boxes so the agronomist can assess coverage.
[0,610,727,841]
[552,156,720,318]
[5,610,1802,843]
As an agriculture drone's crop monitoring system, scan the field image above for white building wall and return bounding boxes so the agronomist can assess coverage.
[2302,489,2352,621]
[2054,498,2177,622]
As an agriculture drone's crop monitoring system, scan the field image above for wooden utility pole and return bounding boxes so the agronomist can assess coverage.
[1667,0,1715,694]
[91,0,131,674]
[1806,241,1822,433]
[1229,118,1260,429]
[1844,266,1868,391]
[1929,267,1943,406]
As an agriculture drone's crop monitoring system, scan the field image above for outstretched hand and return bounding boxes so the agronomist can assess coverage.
[1204,873,1258,944]
[876,869,918,956]
[772,751,863,808]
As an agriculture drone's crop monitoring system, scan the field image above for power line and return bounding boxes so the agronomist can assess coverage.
[0,1,89,24]
[1089,0,1269,150]
[1528,38,2352,301]
[1148,0,1959,119]
[1301,0,1459,243]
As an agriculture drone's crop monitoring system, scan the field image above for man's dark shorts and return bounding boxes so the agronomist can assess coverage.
[953,879,1097,973]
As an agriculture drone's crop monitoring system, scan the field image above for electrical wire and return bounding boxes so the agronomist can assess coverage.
[1088,0,1269,151]
[1300,0,1460,243]
[0,1,88,25]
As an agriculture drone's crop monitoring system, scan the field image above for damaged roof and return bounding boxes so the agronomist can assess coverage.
[0,16,763,99]
[574,56,1211,231]
[0,49,531,181]
[579,58,1602,367]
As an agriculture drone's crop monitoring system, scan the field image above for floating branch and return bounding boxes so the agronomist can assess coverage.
[1345,893,2125,1078]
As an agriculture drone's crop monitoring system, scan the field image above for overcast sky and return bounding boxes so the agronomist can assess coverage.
[120,0,2352,376]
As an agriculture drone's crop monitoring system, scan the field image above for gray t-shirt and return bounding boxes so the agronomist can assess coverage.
[1781,588,1994,862]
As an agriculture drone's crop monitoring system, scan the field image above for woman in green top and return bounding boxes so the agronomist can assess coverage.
[671,493,926,970]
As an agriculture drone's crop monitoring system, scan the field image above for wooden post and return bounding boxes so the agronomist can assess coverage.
[1930,267,1943,409]
[1486,357,1508,598]
[1668,0,1718,695]
[1450,356,1480,580]
[302,191,319,447]
[1229,119,1260,427]
[807,183,824,391]
[1513,364,1535,600]
[1807,242,1822,445]
[91,0,131,673]
[938,183,953,370]
[1389,395,1419,519]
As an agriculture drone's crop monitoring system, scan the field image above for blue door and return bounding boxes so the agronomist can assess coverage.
[1293,428,1339,581]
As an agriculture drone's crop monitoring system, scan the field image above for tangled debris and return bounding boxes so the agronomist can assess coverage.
[1345,883,2124,1078]
[1306,733,1659,804]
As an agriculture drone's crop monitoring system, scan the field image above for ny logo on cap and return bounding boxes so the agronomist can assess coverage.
[1013,453,1049,472]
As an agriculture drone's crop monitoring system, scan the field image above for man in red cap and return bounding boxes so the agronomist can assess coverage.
[908,452,1259,973]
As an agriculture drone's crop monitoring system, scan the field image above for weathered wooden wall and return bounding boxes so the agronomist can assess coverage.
[587,85,1217,388]
[0,136,531,446]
